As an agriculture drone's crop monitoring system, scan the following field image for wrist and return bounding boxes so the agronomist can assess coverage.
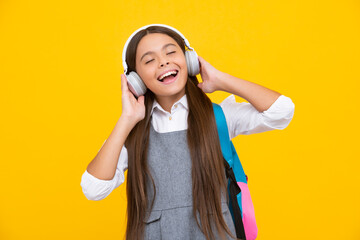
[215,71,228,92]
[119,115,138,130]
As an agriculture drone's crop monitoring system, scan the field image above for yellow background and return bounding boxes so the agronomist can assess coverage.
[1,0,359,239]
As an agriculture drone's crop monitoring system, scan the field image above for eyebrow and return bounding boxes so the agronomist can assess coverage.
[140,43,177,61]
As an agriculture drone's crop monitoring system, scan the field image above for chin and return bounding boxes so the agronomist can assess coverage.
[155,87,186,98]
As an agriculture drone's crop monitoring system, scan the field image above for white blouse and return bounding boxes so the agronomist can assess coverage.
[80,94,295,201]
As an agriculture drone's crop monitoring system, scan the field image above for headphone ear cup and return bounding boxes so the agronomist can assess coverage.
[185,50,200,76]
[126,71,147,97]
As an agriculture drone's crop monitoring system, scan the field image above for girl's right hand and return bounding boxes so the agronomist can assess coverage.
[120,74,145,125]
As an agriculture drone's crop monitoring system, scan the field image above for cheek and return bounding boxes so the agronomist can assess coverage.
[142,76,156,89]
[180,60,188,76]
[178,55,187,66]
[180,57,189,73]
[137,67,155,82]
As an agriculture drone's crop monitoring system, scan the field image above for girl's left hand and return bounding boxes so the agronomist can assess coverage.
[197,56,223,93]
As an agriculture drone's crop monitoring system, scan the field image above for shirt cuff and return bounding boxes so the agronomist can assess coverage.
[260,95,295,129]
[219,94,295,137]
[80,169,118,201]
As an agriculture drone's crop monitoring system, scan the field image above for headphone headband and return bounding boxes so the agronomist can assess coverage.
[122,24,194,74]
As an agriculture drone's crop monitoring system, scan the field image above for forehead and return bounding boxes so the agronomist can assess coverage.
[136,33,179,57]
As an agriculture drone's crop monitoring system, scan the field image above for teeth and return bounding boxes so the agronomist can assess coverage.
[159,70,177,80]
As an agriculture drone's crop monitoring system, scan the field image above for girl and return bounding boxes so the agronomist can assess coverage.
[80,24,295,240]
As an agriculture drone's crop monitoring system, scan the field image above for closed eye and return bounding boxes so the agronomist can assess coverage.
[145,51,176,64]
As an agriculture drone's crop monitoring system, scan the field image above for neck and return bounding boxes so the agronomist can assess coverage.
[155,88,186,113]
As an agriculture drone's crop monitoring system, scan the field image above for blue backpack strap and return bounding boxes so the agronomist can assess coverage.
[212,102,247,183]
[212,103,247,239]
[212,103,233,164]
[231,142,247,183]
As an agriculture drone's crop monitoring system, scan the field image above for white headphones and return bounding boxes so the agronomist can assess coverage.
[122,23,200,97]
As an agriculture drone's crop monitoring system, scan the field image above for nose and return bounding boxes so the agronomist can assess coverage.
[159,56,170,67]
[159,61,169,67]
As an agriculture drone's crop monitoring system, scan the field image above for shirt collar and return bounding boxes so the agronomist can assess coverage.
[151,94,188,115]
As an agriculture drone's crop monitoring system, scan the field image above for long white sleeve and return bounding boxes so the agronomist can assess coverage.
[220,94,295,138]
[80,143,128,201]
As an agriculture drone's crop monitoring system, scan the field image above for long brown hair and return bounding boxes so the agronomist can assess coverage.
[124,25,236,240]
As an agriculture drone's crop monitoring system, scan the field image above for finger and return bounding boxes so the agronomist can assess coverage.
[138,95,145,105]
[121,74,129,92]
[198,56,206,70]
[198,56,205,63]
[197,82,203,89]
[120,74,124,91]
[197,56,202,65]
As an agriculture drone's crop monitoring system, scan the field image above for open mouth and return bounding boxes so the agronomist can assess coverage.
[158,70,179,83]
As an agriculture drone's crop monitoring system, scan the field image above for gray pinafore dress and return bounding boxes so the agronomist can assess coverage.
[143,123,237,240]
